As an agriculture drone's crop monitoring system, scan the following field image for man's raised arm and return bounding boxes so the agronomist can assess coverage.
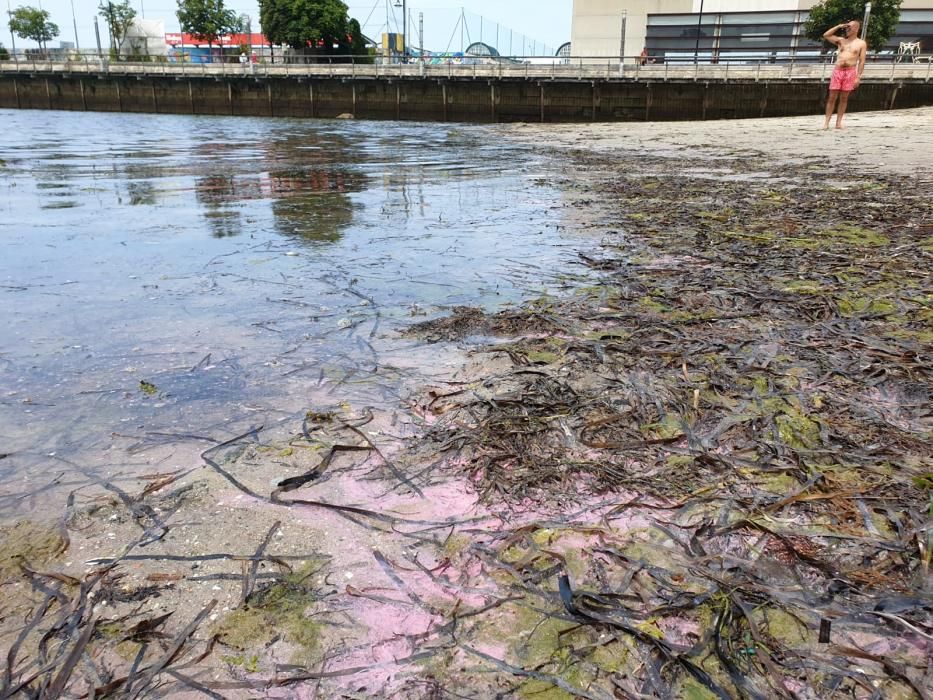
[823,23,845,45]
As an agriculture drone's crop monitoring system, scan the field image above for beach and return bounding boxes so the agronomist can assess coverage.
[2,107,930,698]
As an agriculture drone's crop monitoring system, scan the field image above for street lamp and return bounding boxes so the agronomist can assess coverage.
[7,0,17,56]
[394,0,406,60]
[861,2,872,40]
[70,0,79,48]
[694,0,705,64]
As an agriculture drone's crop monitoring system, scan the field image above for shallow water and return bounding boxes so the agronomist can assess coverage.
[0,109,593,512]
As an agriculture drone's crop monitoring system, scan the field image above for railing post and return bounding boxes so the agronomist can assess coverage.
[787,57,793,81]
[664,60,668,81]
[890,60,895,82]
[926,57,931,82]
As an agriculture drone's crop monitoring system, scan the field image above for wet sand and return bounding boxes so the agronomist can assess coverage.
[2,109,931,698]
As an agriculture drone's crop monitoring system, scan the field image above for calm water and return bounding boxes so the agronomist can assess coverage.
[0,109,591,511]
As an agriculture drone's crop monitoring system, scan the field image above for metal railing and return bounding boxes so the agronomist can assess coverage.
[0,52,931,83]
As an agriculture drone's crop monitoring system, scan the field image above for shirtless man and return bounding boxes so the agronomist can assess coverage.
[823,20,867,130]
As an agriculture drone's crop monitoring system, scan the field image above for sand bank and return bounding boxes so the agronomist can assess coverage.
[507,106,933,175]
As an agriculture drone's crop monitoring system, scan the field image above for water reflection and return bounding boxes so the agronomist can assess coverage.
[268,169,361,244]
[0,109,596,517]
[194,168,364,243]
[127,181,158,206]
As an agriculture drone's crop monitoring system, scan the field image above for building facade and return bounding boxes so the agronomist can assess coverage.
[570,0,933,60]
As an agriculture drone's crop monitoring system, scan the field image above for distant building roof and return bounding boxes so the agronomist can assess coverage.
[465,42,500,57]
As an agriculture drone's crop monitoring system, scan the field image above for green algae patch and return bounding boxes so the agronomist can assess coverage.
[774,403,822,449]
[139,380,159,396]
[524,349,561,365]
[678,677,721,700]
[756,471,800,495]
[0,519,68,580]
[781,280,824,295]
[583,325,629,341]
[214,561,323,666]
[823,224,889,247]
[665,455,695,472]
[756,607,810,647]
[642,412,684,440]
[509,605,597,700]
[221,654,261,673]
[517,679,577,700]
[837,294,897,317]
[637,295,668,314]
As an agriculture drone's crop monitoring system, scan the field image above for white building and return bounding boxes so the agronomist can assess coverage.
[570,0,933,60]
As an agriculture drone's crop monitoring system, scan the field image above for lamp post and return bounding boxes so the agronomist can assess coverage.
[861,2,872,41]
[694,0,705,64]
[394,0,406,60]
[69,0,79,48]
[94,15,102,56]
[7,0,17,56]
[619,10,626,62]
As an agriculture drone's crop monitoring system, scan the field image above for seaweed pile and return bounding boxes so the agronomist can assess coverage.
[400,156,932,697]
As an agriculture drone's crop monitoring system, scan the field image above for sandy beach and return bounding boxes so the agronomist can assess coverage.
[2,108,930,698]
[507,106,933,175]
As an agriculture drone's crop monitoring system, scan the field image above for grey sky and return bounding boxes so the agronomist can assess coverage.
[5,0,573,55]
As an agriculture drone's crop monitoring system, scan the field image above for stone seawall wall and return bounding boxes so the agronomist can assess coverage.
[0,74,929,122]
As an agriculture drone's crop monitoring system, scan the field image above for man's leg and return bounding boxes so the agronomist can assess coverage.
[835,91,851,129]
[824,90,839,130]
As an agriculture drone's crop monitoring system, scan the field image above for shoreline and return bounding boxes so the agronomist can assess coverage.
[2,108,931,698]
[504,106,933,176]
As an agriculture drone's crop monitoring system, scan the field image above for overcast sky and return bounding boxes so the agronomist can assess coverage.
[4,0,573,55]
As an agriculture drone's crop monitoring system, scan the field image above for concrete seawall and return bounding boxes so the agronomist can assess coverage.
[1,73,931,122]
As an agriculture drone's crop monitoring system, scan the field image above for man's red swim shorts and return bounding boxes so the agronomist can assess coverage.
[830,66,859,92]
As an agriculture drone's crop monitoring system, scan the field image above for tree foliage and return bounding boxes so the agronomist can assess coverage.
[98,0,137,53]
[176,0,242,47]
[258,0,351,51]
[804,0,903,52]
[7,6,59,49]
[0,43,9,60]
[348,18,368,57]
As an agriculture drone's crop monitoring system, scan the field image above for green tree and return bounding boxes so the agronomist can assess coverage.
[804,0,903,52]
[348,18,369,59]
[258,0,350,53]
[7,6,58,51]
[0,43,9,60]
[176,0,242,55]
[98,0,137,55]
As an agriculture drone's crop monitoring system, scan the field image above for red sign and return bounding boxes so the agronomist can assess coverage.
[164,32,269,47]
